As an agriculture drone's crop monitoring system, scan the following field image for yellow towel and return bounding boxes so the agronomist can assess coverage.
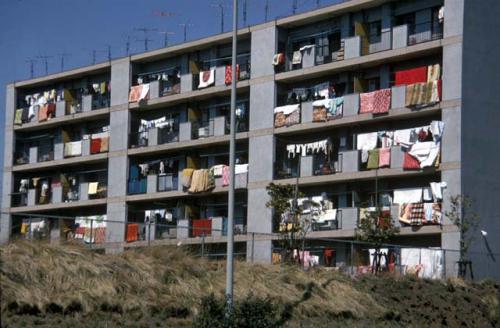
[88,182,99,195]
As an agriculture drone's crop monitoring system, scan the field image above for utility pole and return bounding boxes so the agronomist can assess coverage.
[159,31,175,47]
[25,58,36,78]
[292,0,298,15]
[179,23,193,42]
[135,27,157,51]
[57,53,71,72]
[92,50,97,64]
[226,0,238,312]
[36,55,51,75]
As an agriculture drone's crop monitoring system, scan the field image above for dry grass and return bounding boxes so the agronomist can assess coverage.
[1,241,500,327]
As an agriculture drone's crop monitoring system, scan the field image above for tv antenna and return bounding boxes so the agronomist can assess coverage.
[36,55,52,75]
[25,58,37,78]
[243,0,247,27]
[159,31,175,47]
[316,0,320,8]
[91,50,97,64]
[125,35,131,56]
[211,2,230,33]
[179,23,194,42]
[57,53,71,72]
[135,27,157,51]
[292,0,298,15]
[265,0,269,22]
[153,10,177,17]
[105,45,112,61]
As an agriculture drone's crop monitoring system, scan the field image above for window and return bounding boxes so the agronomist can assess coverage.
[367,77,380,92]
[369,21,382,37]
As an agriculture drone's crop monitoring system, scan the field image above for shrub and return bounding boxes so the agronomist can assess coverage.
[193,293,283,328]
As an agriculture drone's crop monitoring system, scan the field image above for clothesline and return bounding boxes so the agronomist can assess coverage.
[286,138,332,158]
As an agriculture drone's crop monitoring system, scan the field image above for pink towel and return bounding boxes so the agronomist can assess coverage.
[359,89,391,114]
[222,165,230,187]
[379,147,391,168]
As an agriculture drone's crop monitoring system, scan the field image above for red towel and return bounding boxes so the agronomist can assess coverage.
[403,152,421,170]
[91,138,101,154]
[225,64,240,85]
[192,219,212,237]
[379,147,391,168]
[394,66,428,86]
[126,224,139,242]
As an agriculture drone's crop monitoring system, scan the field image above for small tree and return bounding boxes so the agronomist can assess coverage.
[355,207,399,274]
[445,195,480,279]
[266,183,305,264]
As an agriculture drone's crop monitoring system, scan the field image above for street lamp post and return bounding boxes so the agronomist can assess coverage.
[226,0,238,310]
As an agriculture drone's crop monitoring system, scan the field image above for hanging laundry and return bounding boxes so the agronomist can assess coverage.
[225,64,240,85]
[359,88,391,114]
[272,53,285,66]
[366,149,380,169]
[274,104,300,128]
[38,105,49,122]
[393,188,423,204]
[198,69,215,89]
[378,147,391,168]
[88,182,99,195]
[14,109,23,125]
[129,84,150,103]
[182,168,195,188]
[430,182,447,201]
[394,66,428,86]
[292,51,302,64]
[408,141,440,168]
[409,202,425,226]
[427,64,441,82]
[403,152,421,170]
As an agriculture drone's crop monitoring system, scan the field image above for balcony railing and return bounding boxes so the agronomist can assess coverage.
[408,21,443,46]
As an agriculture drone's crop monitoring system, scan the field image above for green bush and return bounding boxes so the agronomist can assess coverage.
[193,294,283,328]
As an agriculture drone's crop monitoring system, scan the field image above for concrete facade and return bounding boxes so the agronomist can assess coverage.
[2,0,498,279]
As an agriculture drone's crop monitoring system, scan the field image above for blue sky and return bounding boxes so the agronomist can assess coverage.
[0,0,343,198]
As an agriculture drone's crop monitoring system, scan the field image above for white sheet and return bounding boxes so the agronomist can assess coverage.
[393,188,423,204]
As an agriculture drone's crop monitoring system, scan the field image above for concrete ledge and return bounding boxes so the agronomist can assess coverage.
[13,107,110,132]
[273,99,460,136]
[275,38,446,83]
[128,80,250,112]
[12,153,108,173]
[10,198,108,214]
[126,186,248,203]
[127,132,249,157]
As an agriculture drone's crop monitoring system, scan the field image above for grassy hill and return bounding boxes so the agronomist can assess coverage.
[1,242,499,327]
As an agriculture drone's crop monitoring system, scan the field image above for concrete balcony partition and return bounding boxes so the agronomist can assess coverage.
[344,36,361,60]
[391,85,406,109]
[339,150,360,173]
[215,66,226,87]
[79,182,89,201]
[147,174,158,194]
[340,207,358,230]
[300,156,314,177]
[52,185,63,204]
[235,172,248,189]
[180,74,193,93]
[302,46,316,69]
[343,94,360,117]
[82,95,93,112]
[54,143,64,161]
[390,146,405,169]
[147,128,159,146]
[82,139,91,156]
[177,219,189,239]
[390,205,401,228]
[29,147,38,164]
[301,101,314,123]
[392,25,409,49]
[213,116,226,137]
[149,80,161,99]
[179,122,193,142]
[368,30,392,54]
[56,100,66,117]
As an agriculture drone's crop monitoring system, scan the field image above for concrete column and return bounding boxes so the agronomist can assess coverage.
[248,135,274,183]
[444,0,464,38]
[109,110,130,152]
[250,26,277,79]
[442,231,460,278]
[249,81,275,130]
[441,107,461,164]
[442,43,462,101]
[107,156,128,198]
[110,58,132,107]
[246,188,273,263]
[441,168,461,226]
[106,202,127,249]
[2,84,16,243]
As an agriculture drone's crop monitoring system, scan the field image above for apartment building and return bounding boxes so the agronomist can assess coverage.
[2,0,499,279]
